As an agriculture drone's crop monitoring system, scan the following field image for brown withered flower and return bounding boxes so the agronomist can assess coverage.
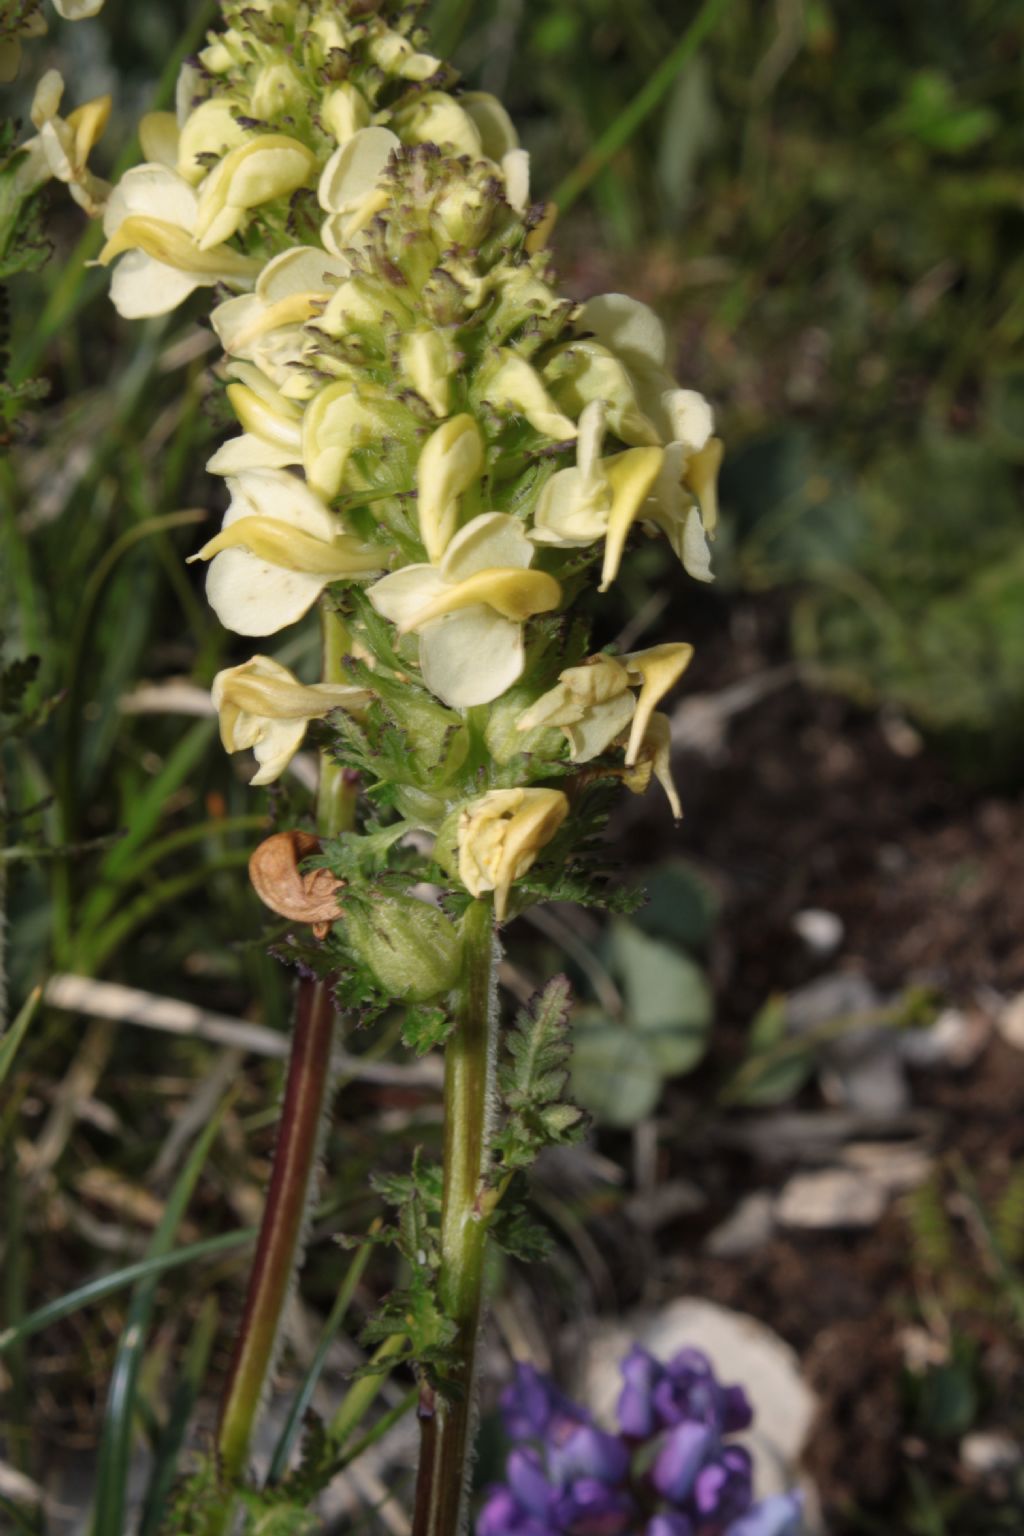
[248,829,345,939]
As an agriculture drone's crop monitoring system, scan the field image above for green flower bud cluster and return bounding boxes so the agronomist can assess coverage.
[101,0,722,1007]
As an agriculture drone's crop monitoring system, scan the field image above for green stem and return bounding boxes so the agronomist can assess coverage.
[216,607,357,1485]
[552,0,737,213]
[412,897,497,1536]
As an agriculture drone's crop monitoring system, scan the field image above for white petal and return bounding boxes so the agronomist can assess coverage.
[420,609,523,707]
[580,292,667,371]
[576,399,607,480]
[318,125,399,213]
[251,717,308,785]
[104,163,197,236]
[532,466,608,546]
[460,91,519,159]
[207,434,302,475]
[501,148,530,213]
[566,691,636,761]
[661,388,714,454]
[224,467,336,540]
[257,245,349,301]
[368,565,447,630]
[205,549,327,636]
[109,251,204,319]
[440,512,534,581]
[682,505,714,583]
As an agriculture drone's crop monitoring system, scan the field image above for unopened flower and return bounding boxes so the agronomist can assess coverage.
[301,379,405,501]
[457,787,568,919]
[479,350,577,441]
[192,133,316,248]
[175,97,251,183]
[402,328,458,418]
[15,69,111,214]
[188,468,386,636]
[368,513,561,709]
[212,655,371,785]
[416,415,485,561]
[97,163,261,319]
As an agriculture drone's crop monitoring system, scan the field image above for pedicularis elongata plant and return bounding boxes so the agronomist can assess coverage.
[13,2,766,1531]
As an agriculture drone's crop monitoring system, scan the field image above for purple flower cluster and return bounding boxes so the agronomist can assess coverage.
[477,1348,803,1536]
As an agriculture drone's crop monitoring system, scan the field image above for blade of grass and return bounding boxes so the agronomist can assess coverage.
[0,987,41,1087]
[0,1492,41,1536]
[0,1228,255,1356]
[91,1094,232,1536]
[266,1222,380,1484]
[552,0,737,213]
[137,1295,219,1536]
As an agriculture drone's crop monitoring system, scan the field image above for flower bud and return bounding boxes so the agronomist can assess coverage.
[194,134,317,249]
[346,895,462,1002]
[401,328,456,417]
[479,350,577,441]
[250,60,306,121]
[457,787,569,919]
[322,83,371,144]
[398,92,482,157]
[416,414,484,560]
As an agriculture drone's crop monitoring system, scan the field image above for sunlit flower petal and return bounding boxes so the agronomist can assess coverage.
[458,787,569,919]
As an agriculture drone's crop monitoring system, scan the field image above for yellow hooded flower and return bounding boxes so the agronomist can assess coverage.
[318,126,399,255]
[193,134,316,249]
[15,70,111,215]
[211,246,350,387]
[206,363,305,476]
[301,380,402,501]
[367,512,560,709]
[579,293,723,580]
[97,163,260,319]
[188,468,387,636]
[458,787,569,919]
[212,655,372,786]
[517,643,693,768]
[531,400,664,591]
[622,712,682,819]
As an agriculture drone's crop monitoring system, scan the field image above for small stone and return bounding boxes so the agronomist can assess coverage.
[960,1431,1023,1476]
[901,1008,990,1070]
[792,909,844,957]
[997,993,1024,1053]
[704,1191,777,1257]
[775,1167,886,1230]
[841,1142,932,1192]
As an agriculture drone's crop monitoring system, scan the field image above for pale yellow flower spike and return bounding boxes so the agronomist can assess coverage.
[598,447,665,592]
[458,787,570,920]
[416,416,485,562]
[623,643,694,766]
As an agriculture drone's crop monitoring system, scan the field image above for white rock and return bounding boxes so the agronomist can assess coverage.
[961,1430,1023,1475]
[997,992,1024,1053]
[792,909,844,957]
[704,1191,777,1257]
[901,1007,989,1069]
[841,1141,932,1193]
[775,1167,886,1230]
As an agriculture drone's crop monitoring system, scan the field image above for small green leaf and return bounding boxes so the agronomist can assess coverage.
[570,1021,661,1127]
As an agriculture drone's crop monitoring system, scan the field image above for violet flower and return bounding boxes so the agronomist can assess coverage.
[477,1350,802,1536]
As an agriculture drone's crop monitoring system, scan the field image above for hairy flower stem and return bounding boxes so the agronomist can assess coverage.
[216,608,356,1484]
[413,895,497,1536]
